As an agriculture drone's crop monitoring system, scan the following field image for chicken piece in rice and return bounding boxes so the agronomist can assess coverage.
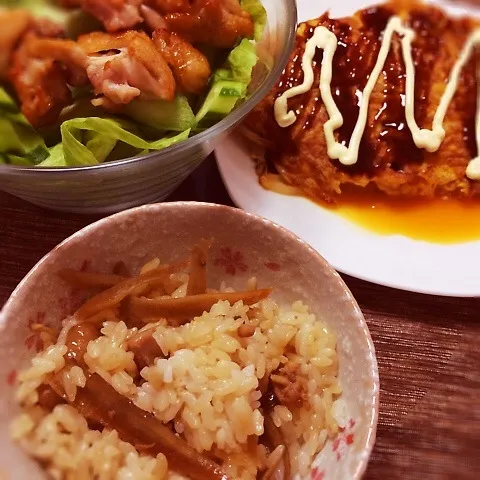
[271,361,310,410]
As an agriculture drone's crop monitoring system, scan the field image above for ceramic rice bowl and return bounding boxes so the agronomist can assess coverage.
[0,202,379,480]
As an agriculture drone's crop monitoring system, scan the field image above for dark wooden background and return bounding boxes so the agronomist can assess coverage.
[1,157,480,479]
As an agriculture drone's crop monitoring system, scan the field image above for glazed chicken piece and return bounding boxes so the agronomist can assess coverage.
[10,39,72,128]
[270,362,309,410]
[163,0,254,48]
[140,4,168,30]
[30,16,66,38]
[153,29,211,94]
[0,9,31,79]
[7,16,83,129]
[147,0,191,14]
[25,37,89,87]
[80,0,143,32]
[0,9,63,80]
[78,31,176,108]
[58,0,144,33]
[9,29,91,127]
[14,29,177,119]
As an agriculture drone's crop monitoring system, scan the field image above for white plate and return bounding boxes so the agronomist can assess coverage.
[216,0,480,297]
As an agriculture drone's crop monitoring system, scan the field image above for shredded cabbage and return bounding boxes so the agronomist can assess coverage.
[218,38,258,84]
[39,118,190,167]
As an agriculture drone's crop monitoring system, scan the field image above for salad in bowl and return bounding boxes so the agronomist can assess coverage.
[0,0,266,168]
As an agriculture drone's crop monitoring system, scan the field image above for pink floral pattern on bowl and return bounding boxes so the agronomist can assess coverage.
[0,202,379,480]
[214,247,249,275]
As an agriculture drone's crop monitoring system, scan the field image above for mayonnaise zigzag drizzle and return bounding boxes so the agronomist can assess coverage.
[274,15,480,180]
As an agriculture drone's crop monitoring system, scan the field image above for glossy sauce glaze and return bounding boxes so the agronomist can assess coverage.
[266,6,443,175]
[327,10,380,174]
[275,7,480,176]
[255,5,480,243]
[259,173,480,243]
[376,7,425,172]
[334,191,480,244]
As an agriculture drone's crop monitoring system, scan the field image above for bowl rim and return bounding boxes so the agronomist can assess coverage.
[0,201,379,479]
[0,0,298,177]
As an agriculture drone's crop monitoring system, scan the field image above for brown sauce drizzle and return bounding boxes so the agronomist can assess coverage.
[450,17,479,161]
[327,7,392,175]
[371,7,419,171]
[408,9,445,132]
[461,55,478,161]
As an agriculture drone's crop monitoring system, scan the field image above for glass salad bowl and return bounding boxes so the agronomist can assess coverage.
[0,0,297,214]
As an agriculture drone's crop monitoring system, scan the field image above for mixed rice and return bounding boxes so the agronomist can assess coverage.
[11,243,342,480]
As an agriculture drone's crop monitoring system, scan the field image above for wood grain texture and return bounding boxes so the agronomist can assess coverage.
[1,157,480,479]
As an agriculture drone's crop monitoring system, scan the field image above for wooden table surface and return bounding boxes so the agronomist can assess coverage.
[1,156,480,479]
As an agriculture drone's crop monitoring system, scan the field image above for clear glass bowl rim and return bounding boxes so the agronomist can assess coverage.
[0,0,298,178]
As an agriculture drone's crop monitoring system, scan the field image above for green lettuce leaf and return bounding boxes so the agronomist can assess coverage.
[218,38,258,84]
[0,88,48,165]
[0,88,19,113]
[0,0,68,23]
[39,117,190,167]
[38,143,66,167]
[4,153,37,166]
[241,0,267,41]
